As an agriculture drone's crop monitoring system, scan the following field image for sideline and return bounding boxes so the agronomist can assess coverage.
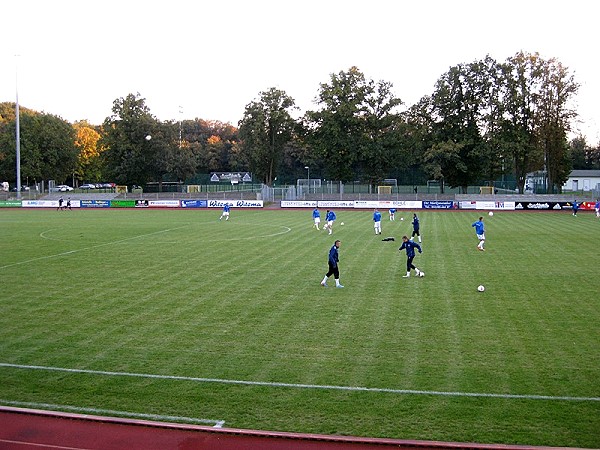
[2,405,582,450]
[2,362,599,403]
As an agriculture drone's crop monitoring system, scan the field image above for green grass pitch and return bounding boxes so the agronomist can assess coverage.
[0,208,598,447]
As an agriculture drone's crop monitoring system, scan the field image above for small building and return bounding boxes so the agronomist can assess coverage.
[562,170,600,192]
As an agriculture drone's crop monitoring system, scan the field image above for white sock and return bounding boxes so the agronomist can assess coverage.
[322,276,328,284]
[335,279,341,286]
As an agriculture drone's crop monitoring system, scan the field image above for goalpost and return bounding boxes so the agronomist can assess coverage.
[378,178,396,194]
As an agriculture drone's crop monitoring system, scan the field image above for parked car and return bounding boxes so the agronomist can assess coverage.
[56,185,73,192]
[80,183,96,189]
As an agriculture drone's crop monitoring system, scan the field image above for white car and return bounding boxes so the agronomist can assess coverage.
[56,185,74,192]
[80,183,96,189]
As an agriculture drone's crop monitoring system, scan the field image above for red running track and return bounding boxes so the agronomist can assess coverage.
[0,406,578,450]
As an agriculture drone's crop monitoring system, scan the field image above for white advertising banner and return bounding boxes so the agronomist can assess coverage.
[460,201,515,210]
[353,201,380,209]
[281,201,318,208]
[22,200,59,208]
[317,200,356,208]
[352,200,423,209]
[207,200,264,208]
[391,200,422,209]
[148,200,180,208]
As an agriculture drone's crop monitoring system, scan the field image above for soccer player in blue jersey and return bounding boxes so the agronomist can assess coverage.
[595,199,600,218]
[321,240,344,288]
[399,236,423,278]
[219,203,231,221]
[572,200,579,216]
[389,208,396,221]
[411,213,422,243]
[323,209,336,235]
[312,208,321,230]
[472,216,485,251]
[373,209,382,235]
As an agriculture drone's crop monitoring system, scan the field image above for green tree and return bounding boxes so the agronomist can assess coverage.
[74,121,103,184]
[427,63,488,192]
[305,67,372,182]
[305,66,407,184]
[498,52,545,193]
[0,111,77,185]
[238,88,297,185]
[534,57,579,192]
[101,93,167,186]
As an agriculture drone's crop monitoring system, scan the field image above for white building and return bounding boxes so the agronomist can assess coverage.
[562,170,600,192]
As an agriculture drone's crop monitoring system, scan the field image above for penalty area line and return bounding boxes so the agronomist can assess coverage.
[0,226,190,270]
[1,362,599,403]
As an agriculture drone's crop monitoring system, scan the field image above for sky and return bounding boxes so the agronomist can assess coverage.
[1,0,598,143]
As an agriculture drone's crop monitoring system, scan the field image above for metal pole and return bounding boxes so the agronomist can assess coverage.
[304,166,309,195]
[178,106,183,149]
[15,55,21,199]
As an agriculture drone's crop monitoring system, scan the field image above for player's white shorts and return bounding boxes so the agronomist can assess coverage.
[222,211,229,217]
[327,220,334,228]
[477,233,485,241]
[314,217,321,224]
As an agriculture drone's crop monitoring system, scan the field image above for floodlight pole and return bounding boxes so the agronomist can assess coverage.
[15,55,21,199]
[305,166,309,195]
[178,105,183,149]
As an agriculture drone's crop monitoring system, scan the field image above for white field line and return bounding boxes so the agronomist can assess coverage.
[1,363,599,403]
[0,226,190,270]
[0,398,225,427]
[1,224,292,271]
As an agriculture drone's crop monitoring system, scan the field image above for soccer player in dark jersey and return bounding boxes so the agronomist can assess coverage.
[399,236,423,278]
[321,240,344,288]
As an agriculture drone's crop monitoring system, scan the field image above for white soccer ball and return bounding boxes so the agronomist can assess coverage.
[340,222,344,226]
[145,135,152,141]
[419,271,425,277]
[400,217,404,221]
[477,285,485,292]
[488,211,494,216]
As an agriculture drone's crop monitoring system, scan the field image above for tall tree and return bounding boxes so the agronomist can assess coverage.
[304,67,371,182]
[427,62,488,192]
[0,112,77,185]
[74,121,103,184]
[304,66,406,184]
[498,52,545,193]
[534,57,579,192]
[238,88,296,185]
[570,136,587,169]
[101,93,167,186]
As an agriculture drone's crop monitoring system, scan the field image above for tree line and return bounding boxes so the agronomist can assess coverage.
[1,51,598,193]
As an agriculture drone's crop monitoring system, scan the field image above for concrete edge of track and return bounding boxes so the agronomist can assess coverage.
[0,406,585,450]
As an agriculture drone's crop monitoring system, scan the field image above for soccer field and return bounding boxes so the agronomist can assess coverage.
[0,208,598,447]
